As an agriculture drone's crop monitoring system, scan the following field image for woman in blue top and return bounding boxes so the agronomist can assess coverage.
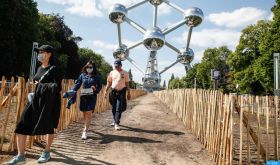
[73,61,101,140]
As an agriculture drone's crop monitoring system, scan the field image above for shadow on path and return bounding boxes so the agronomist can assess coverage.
[90,131,162,144]
[120,125,185,135]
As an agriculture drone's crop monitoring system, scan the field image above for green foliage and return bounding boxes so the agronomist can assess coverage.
[228,20,272,94]
[196,46,231,91]
[0,0,39,77]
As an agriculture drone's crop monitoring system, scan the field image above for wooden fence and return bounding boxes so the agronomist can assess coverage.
[0,77,146,152]
[154,89,280,165]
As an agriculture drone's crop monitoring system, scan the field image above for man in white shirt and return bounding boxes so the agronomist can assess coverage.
[104,60,131,130]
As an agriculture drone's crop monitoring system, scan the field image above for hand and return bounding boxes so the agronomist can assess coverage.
[91,86,96,91]
[34,81,38,85]
[127,92,131,100]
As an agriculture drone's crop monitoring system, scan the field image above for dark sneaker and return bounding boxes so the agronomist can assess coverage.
[37,151,51,163]
[6,155,26,165]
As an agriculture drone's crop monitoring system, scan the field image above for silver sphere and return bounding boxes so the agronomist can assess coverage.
[143,27,165,51]
[184,7,204,27]
[113,44,129,61]
[109,4,127,24]
[177,48,194,64]
[149,0,164,5]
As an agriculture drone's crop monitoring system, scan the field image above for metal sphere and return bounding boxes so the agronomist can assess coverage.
[143,27,165,51]
[184,7,204,27]
[177,48,194,64]
[109,4,127,24]
[113,44,129,61]
[149,0,164,5]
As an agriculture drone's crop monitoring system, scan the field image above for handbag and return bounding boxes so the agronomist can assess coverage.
[28,66,55,103]
[80,88,94,96]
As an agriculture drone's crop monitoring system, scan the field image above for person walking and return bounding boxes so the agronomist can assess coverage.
[104,60,131,130]
[71,61,101,140]
[7,45,62,164]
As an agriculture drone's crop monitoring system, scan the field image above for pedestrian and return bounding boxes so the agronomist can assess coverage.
[104,60,131,130]
[71,61,101,140]
[7,45,62,164]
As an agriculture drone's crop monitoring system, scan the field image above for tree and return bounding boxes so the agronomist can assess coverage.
[168,73,175,89]
[228,20,272,94]
[0,0,39,78]
[196,46,231,91]
[162,80,166,89]
[182,64,199,88]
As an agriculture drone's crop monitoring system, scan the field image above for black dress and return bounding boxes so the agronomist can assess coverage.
[15,65,62,135]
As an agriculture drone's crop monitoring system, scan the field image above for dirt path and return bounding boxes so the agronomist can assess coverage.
[1,94,214,165]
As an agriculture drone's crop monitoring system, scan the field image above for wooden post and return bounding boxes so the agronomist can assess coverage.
[235,105,266,162]
[0,77,14,151]
[275,96,279,160]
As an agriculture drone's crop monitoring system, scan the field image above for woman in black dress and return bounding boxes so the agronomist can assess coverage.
[7,45,62,165]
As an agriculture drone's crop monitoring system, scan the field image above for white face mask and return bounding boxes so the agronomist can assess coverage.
[86,68,93,73]
[37,53,45,62]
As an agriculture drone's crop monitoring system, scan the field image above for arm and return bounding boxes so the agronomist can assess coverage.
[125,72,131,100]
[72,74,83,91]
[104,72,112,98]
[94,75,102,93]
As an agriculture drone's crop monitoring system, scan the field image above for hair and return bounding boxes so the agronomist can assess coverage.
[82,60,97,74]
[48,51,57,66]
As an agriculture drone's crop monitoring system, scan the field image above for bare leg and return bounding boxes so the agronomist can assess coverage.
[45,134,54,151]
[16,134,27,155]
[84,111,92,132]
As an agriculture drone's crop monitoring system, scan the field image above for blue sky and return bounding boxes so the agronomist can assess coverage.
[36,0,276,84]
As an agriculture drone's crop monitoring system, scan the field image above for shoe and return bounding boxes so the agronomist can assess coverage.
[37,151,51,163]
[110,122,115,127]
[114,124,120,130]
[81,131,87,140]
[6,155,26,165]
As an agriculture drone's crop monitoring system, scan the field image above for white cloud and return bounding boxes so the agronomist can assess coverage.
[158,3,172,16]
[45,0,103,17]
[174,28,241,50]
[207,7,267,28]
[87,40,116,50]
[45,0,172,17]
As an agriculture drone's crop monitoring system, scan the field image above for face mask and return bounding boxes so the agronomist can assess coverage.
[37,53,45,62]
[86,68,93,73]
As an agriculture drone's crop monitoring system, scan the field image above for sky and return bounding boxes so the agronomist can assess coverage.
[36,0,276,84]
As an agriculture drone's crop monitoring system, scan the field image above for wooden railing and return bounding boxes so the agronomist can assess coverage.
[154,89,280,165]
[0,77,146,152]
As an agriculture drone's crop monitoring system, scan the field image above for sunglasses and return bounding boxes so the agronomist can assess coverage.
[87,66,93,69]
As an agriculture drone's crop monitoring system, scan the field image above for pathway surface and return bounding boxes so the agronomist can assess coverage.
[2,94,214,165]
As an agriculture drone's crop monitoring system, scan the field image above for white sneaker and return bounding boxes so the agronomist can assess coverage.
[81,131,87,140]
[114,124,120,130]
[110,122,115,127]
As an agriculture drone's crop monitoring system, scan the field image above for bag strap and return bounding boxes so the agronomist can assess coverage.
[38,66,55,83]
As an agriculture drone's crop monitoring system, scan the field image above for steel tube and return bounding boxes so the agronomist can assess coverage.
[186,26,193,50]
[117,23,122,47]
[163,19,186,35]
[127,41,143,50]
[163,0,185,14]
[165,41,180,54]
[127,57,145,74]
[159,59,180,75]
[123,16,146,33]
[127,0,149,11]
[153,5,158,27]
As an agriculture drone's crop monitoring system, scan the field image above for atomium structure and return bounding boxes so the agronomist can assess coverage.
[109,0,203,91]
